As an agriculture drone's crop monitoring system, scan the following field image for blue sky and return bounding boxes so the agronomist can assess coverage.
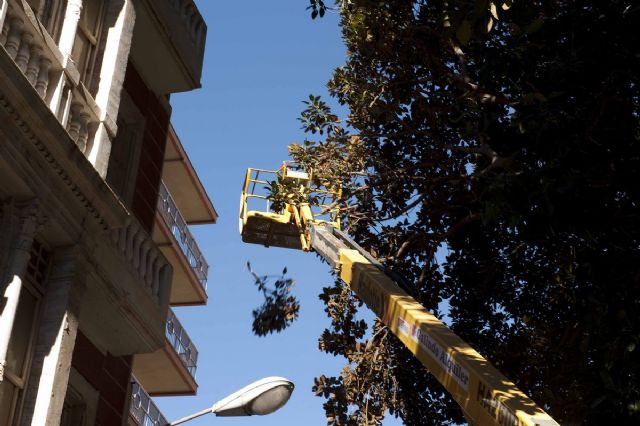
[156,1,404,425]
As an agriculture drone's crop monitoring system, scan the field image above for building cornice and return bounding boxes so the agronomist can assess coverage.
[0,48,128,233]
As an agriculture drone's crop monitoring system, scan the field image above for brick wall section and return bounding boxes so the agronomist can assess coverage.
[123,62,172,233]
[71,331,133,426]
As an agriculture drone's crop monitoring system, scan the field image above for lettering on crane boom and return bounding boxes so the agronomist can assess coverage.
[477,381,525,426]
[404,319,470,390]
[350,278,388,323]
[340,251,552,426]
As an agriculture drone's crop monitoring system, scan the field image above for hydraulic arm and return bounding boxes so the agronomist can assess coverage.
[240,164,560,426]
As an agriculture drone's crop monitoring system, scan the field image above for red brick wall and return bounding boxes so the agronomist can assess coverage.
[71,331,133,426]
[122,62,171,233]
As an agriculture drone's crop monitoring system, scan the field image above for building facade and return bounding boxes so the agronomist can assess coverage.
[0,0,215,425]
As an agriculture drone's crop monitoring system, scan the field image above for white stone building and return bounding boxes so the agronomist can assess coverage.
[0,0,216,424]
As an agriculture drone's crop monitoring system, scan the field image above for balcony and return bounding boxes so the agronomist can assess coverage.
[0,0,119,177]
[130,0,206,94]
[129,379,169,426]
[132,308,198,395]
[153,180,209,305]
[163,124,218,225]
[0,1,172,355]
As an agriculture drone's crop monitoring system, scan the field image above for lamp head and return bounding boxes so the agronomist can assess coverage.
[211,376,294,417]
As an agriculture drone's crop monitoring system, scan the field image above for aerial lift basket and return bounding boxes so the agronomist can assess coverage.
[239,163,340,250]
[239,162,561,426]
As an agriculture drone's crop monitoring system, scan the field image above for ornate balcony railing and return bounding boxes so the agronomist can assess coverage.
[129,379,169,426]
[111,220,172,310]
[166,308,198,378]
[0,0,109,169]
[157,180,208,290]
[168,0,206,56]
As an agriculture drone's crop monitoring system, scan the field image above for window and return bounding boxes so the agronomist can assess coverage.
[40,0,68,43]
[106,91,145,208]
[23,0,67,43]
[60,387,86,426]
[61,369,98,426]
[0,239,50,425]
[71,0,104,94]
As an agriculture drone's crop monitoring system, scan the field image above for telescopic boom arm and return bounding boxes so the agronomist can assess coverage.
[240,164,560,426]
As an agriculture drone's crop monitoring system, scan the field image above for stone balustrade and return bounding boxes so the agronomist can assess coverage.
[63,89,101,154]
[133,0,206,93]
[1,8,56,101]
[169,0,206,57]
[0,0,104,158]
[111,220,172,309]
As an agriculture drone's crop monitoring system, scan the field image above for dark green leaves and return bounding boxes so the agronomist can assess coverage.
[307,0,327,19]
[299,95,340,135]
[289,0,640,424]
[247,262,300,337]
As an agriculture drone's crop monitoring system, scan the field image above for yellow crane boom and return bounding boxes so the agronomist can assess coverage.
[240,164,560,426]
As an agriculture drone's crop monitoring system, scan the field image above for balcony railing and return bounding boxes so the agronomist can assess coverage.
[158,180,208,290]
[167,0,206,57]
[111,220,172,310]
[0,0,108,166]
[166,308,198,377]
[132,0,206,93]
[130,379,169,426]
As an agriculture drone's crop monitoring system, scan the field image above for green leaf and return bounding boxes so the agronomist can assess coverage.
[486,16,494,33]
[489,2,499,20]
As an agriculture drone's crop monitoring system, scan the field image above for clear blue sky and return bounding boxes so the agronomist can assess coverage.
[157,2,403,425]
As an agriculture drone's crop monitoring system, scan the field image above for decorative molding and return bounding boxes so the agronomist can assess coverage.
[0,198,45,286]
[0,91,109,231]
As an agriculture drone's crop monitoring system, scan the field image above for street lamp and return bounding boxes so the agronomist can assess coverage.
[169,376,295,425]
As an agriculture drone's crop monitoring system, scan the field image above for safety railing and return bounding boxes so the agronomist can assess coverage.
[240,165,341,228]
[166,308,198,378]
[157,180,208,290]
[129,378,169,426]
[241,167,277,215]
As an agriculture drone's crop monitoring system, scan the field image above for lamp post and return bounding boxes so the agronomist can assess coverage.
[168,376,294,425]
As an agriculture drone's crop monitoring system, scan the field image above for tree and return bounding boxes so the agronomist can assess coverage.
[259,1,640,424]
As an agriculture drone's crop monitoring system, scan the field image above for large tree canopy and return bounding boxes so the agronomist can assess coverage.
[260,1,640,424]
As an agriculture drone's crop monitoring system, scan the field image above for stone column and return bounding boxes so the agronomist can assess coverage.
[19,246,87,426]
[4,16,24,60]
[57,0,82,58]
[0,200,40,381]
[88,0,136,177]
[0,0,8,33]
[87,122,111,176]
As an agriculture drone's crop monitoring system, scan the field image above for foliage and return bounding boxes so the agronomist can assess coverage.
[265,94,366,218]
[265,169,308,213]
[292,0,640,425]
[307,0,329,19]
[247,262,300,336]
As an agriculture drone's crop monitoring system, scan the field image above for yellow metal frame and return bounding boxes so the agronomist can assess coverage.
[240,164,559,426]
[339,250,559,426]
[240,165,341,250]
